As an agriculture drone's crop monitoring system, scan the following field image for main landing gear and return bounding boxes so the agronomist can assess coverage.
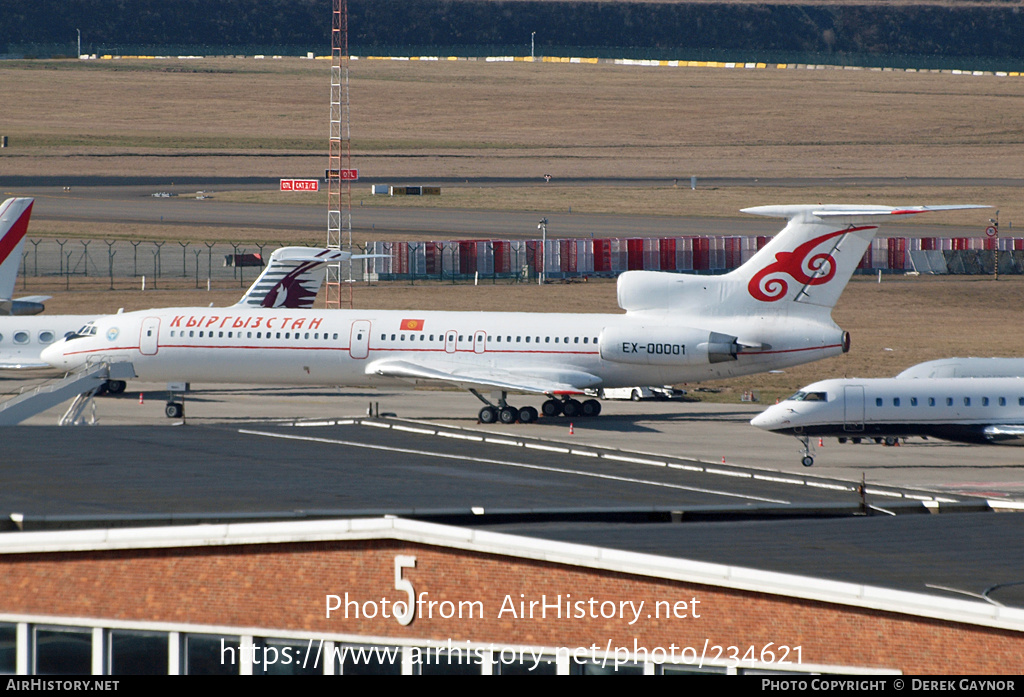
[471,390,601,425]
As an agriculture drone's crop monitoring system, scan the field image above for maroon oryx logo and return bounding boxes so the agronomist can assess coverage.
[747,227,873,302]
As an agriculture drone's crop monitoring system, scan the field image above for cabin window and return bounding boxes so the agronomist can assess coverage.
[552,337,557,343]
[189,331,195,338]
[39,331,55,344]
[999,397,1006,406]
[575,337,580,344]
[526,336,531,343]
[893,398,900,407]
[516,336,521,343]
[928,397,935,406]
[459,335,464,342]
[964,397,971,406]
[496,336,501,343]
[583,337,589,344]
[982,397,990,406]
[875,398,883,407]
[947,397,953,406]
[910,397,918,406]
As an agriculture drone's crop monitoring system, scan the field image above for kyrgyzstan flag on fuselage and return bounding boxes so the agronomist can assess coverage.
[400,318,425,331]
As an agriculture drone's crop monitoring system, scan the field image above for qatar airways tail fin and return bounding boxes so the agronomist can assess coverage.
[0,198,49,316]
[234,246,385,309]
[617,204,988,317]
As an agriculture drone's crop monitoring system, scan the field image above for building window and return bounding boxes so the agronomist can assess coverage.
[184,634,239,675]
[108,630,169,675]
[34,627,91,675]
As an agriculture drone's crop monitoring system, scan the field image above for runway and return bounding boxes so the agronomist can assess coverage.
[3,178,1001,240]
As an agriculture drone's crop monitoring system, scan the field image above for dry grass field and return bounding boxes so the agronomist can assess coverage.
[3,56,1024,400]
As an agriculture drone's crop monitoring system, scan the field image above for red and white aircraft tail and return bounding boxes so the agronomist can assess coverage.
[616,205,988,318]
[0,197,49,316]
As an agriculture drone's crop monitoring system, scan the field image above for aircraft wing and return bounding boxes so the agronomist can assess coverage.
[983,425,1024,437]
[0,359,53,369]
[365,358,601,395]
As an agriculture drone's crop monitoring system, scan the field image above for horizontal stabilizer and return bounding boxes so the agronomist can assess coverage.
[741,204,990,225]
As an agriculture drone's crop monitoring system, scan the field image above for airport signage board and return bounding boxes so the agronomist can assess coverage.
[325,169,359,181]
[280,179,320,192]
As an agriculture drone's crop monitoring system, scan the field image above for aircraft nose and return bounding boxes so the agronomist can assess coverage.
[750,405,787,431]
[40,341,65,368]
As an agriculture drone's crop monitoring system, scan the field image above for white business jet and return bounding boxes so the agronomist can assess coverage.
[752,375,1024,467]
[42,204,987,421]
[0,198,50,316]
[3,246,355,387]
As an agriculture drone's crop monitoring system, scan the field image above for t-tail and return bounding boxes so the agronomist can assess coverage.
[234,247,386,309]
[617,204,989,318]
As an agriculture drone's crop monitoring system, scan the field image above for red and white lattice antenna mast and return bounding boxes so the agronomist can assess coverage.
[326,0,352,308]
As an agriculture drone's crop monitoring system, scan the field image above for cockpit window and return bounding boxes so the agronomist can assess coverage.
[68,323,98,340]
[787,391,828,402]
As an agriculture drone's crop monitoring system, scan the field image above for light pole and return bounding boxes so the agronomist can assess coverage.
[76,29,81,58]
[531,32,535,61]
[537,217,548,284]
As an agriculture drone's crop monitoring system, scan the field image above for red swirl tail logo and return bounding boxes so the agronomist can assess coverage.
[747,227,873,302]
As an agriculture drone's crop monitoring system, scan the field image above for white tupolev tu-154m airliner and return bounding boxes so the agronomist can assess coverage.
[42,204,987,421]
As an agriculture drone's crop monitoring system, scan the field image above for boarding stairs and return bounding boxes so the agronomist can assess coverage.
[0,361,135,426]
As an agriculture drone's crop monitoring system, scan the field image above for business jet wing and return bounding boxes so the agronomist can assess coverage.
[366,357,601,395]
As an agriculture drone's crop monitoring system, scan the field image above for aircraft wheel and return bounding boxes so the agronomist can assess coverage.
[884,436,898,446]
[541,399,562,417]
[852,437,862,444]
[499,406,519,424]
[519,406,538,424]
[105,380,127,395]
[479,406,498,424]
[631,389,642,401]
[165,402,183,419]
[562,399,582,418]
[837,437,847,444]
[801,455,814,467]
[582,399,602,417]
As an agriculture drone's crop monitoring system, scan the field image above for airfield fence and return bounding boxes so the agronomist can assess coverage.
[14,236,1024,291]
[364,236,1024,282]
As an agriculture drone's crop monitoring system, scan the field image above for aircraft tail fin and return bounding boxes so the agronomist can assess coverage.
[234,247,386,308]
[617,204,988,316]
[734,205,989,312]
[0,198,35,315]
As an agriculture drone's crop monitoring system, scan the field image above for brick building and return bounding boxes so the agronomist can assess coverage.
[1,517,1021,675]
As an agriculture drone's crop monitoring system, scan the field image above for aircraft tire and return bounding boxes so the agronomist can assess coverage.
[884,436,898,446]
[631,389,642,401]
[562,399,582,418]
[105,380,127,395]
[479,406,498,424]
[499,406,519,424]
[165,402,183,419]
[541,399,562,417]
[519,406,538,424]
[582,399,602,417]
[801,456,814,467]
